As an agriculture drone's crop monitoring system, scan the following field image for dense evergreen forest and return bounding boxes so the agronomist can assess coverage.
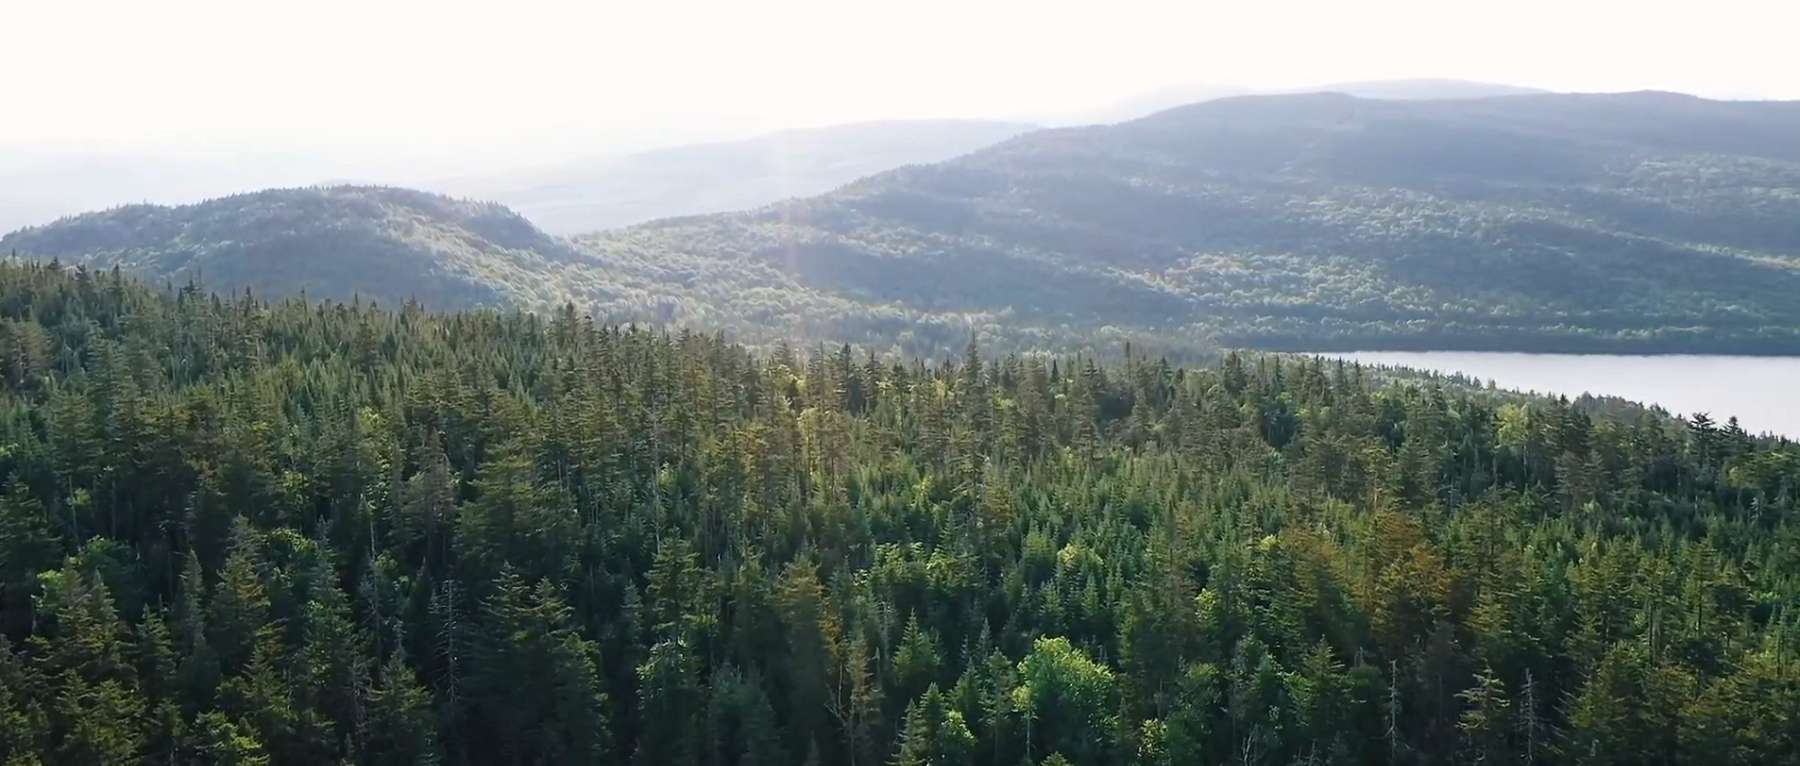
[2,262,1798,765]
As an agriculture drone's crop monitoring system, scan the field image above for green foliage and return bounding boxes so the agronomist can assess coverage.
[568,92,1800,357]
[364,646,439,766]
[635,639,702,766]
[1014,637,1117,763]
[0,262,1794,765]
[0,483,58,611]
[895,684,975,766]
[0,186,581,310]
[470,568,611,764]
[191,711,271,766]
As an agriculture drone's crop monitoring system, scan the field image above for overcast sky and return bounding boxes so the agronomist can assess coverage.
[7,0,1799,166]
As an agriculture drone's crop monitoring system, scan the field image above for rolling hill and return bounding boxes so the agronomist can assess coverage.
[1036,79,1545,127]
[1303,78,1548,100]
[429,119,1034,234]
[574,91,1800,354]
[0,186,589,308]
[10,92,1800,358]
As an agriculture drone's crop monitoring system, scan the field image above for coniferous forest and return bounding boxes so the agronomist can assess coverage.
[3,261,1799,766]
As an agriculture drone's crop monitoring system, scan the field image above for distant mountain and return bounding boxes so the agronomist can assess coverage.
[1041,79,1545,127]
[430,120,1034,234]
[0,84,1536,236]
[0,83,1539,236]
[0,145,547,237]
[1304,78,1549,100]
[574,91,1800,355]
[18,92,1800,358]
[0,186,586,308]
[1036,84,1252,126]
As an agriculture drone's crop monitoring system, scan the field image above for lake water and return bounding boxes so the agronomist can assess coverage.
[1331,352,1800,439]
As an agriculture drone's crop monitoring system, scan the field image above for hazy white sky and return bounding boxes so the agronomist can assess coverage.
[8,0,1799,159]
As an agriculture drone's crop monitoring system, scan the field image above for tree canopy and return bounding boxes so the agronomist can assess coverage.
[0,261,1797,764]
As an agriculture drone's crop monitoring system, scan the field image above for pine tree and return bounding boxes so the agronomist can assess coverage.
[893,614,942,705]
[207,521,271,674]
[0,636,51,762]
[1456,664,1511,765]
[894,684,975,766]
[635,639,702,766]
[0,262,1792,766]
[191,711,271,766]
[826,629,882,766]
[470,569,610,764]
[704,664,789,766]
[365,641,440,766]
[32,568,147,766]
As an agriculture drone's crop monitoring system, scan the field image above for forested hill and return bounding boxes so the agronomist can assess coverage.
[580,91,1800,354]
[12,93,1800,357]
[2,262,1798,765]
[0,186,587,309]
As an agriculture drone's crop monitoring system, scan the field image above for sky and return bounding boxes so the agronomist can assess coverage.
[9,0,1799,165]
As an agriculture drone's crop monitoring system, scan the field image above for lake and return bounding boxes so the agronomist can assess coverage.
[1330,352,1800,439]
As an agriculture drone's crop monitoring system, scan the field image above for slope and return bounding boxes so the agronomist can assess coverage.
[430,119,1034,234]
[1,186,589,309]
[576,91,1800,355]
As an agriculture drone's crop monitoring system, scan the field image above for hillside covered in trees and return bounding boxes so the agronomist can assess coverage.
[10,92,1800,357]
[577,91,1800,354]
[1,262,1797,765]
[0,187,590,310]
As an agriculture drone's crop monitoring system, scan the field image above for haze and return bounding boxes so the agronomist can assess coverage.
[6,0,1799,235]
[11,0,1799,159]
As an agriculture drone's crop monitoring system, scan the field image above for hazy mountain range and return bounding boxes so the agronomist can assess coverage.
[571,90,1800,354]
[1036,78,1546,126]
[427,120,1034,235]
[8,87,1800,357]
[0,79,1547,237]
[435,82,1547,236]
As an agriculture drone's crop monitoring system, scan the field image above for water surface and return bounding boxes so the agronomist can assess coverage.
[1333,352,1800,439]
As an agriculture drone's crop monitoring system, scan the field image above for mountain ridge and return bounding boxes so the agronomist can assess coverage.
[572,90,1800,355]
[428,119,1035,234]
[10,91,1800,358]
[1301,77,1549,100]
[0,185,588,308]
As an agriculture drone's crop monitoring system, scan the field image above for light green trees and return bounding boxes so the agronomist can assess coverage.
[1013,637,1116,764]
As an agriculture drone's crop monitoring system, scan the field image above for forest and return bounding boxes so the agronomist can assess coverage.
[1,261,1797,765]
[13,93,1800,361]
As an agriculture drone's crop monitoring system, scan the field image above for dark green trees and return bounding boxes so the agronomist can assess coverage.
[469,569,610,764]
[0,262,1797,764]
